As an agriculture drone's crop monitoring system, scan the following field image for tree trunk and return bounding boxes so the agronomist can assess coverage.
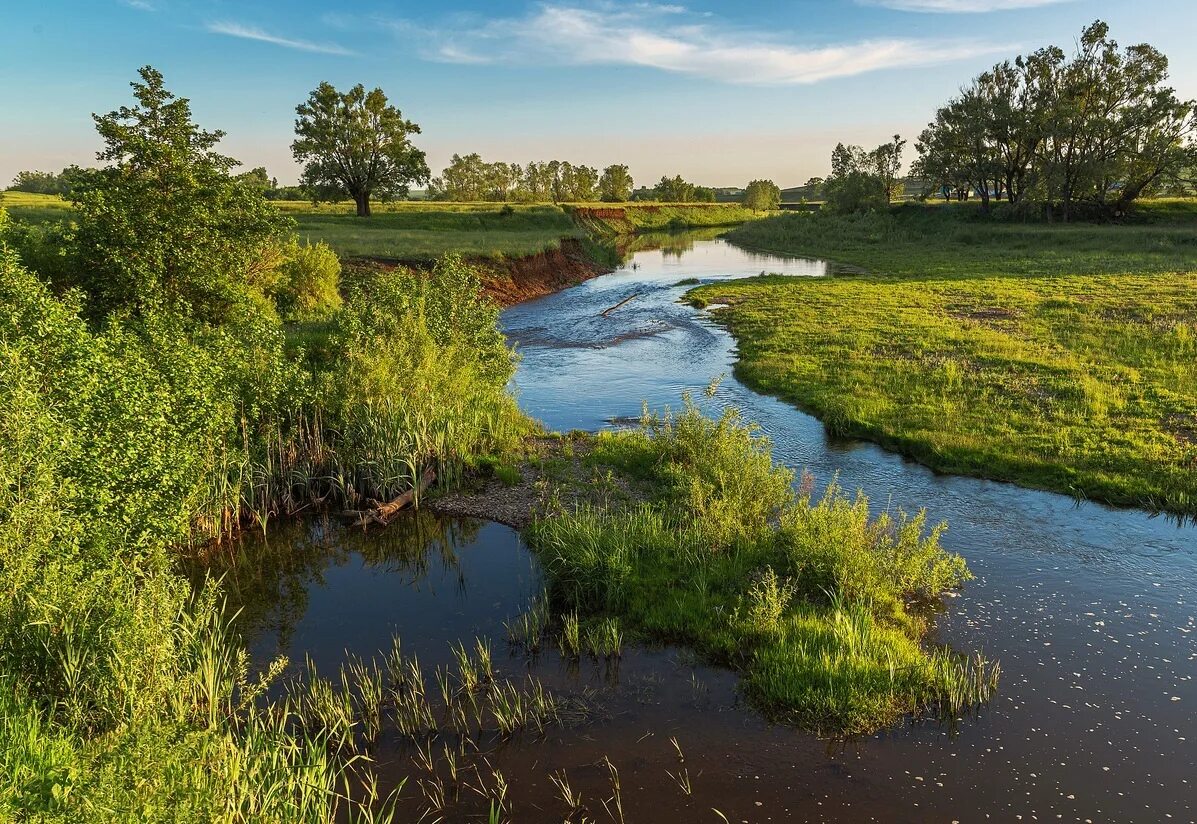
[353,191,372,218]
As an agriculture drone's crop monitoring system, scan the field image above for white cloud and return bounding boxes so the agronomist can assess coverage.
[119,0,156,10]
[206,21,356,56]
[406,4,1009,85]
[863,0,1072,12]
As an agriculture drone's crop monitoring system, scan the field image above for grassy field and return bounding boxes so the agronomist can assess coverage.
[3,193,763,261]
[291,203,584,260]
[692,204,1197,514]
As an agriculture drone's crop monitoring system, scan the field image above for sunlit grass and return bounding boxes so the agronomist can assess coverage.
[695,207,1197,513]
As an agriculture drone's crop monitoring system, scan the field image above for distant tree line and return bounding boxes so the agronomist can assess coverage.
[426,155,633,202]
[7,168,79,196]
[912,20,1197,220]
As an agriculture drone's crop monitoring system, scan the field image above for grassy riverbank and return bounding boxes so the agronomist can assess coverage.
[696,207,1197,514]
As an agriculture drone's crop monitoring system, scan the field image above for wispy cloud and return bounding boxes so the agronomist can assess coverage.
[206,21,355,56]
[862,0,1071,11]
[119,0,157,10]
[399,4,1009,85]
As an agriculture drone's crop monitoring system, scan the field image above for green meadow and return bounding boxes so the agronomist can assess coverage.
[692,204,1197,514]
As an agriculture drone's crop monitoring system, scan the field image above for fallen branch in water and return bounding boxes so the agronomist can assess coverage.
[342,465,437,527]
[600,293,640,317]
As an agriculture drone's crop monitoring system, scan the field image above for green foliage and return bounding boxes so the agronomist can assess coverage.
[293,82,430,216]
[529,401,986,733]
[822,171,888,213]
[653,174,697,202]
[69,66,292,324]
[741,179,781,212]
[913,20,1197,218]
[7,168,74,196]
[274,239,342,320]
[598,164,634,202]
[0,68,537,822]
[429,155,601,202]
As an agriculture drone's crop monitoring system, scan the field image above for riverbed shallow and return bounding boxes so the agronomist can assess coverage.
[206,232,1196,822]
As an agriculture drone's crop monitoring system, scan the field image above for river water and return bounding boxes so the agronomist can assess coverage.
[214,233,1196,822]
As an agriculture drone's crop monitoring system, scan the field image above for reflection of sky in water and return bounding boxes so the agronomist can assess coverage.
[505,233,1197,822]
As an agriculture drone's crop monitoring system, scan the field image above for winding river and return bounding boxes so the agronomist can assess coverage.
[213,232,1196,822]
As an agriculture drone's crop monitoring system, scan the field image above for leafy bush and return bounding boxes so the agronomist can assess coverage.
[822,171,889,214]
[274,239,342,320]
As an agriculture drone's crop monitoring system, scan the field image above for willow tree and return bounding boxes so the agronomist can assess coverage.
[292,82,429,217]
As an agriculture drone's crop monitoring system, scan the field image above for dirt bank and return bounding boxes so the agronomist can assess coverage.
[476,238,613,306]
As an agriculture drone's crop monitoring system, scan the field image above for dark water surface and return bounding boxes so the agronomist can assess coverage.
[215,234,1195,822]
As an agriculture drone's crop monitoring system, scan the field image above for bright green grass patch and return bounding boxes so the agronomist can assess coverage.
[689,270,1197,514]
[0,191,74,225]
[528,401,994,734]
[571,202,765,235]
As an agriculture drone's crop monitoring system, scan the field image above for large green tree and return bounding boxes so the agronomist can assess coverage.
[598,164,633,202]
[70,66,290,323]
[742,179,781,211]
[913,20,1197,220]
[292,82,429,217]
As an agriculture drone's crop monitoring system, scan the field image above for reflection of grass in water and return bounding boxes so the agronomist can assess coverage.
[185,512,483,651]
[618,226,728,260]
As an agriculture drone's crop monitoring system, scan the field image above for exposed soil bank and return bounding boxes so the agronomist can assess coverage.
[475,238,613,306]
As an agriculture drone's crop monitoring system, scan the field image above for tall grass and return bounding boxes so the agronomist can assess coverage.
[528,398,996,734]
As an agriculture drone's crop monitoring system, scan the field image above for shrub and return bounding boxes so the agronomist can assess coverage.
[274,239,342,320]
[823,172,889,214]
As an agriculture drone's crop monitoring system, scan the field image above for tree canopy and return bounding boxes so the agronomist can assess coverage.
[742,179,781,211]
[598,164,634,202]
[292,82,429,217]
[913,20,1197,218]
[69,66,290,323]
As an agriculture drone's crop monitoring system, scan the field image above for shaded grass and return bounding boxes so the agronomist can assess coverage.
[527,401,995,734]
[697,208,1197,514]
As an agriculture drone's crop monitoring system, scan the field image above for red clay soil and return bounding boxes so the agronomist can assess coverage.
[476,238,612,306]
[341,239,612,308]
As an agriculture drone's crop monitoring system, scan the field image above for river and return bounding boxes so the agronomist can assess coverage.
[212,233,1196,822]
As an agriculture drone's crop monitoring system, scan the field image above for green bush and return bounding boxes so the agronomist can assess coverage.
[823,172,889,214]
[274,239,342,320]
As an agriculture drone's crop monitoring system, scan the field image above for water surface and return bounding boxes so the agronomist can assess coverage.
[504,233,1197,823]
[211,233,1196,822]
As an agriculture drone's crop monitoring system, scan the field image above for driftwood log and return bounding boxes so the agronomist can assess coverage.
[600,293,639,317]
[341,465,437,528]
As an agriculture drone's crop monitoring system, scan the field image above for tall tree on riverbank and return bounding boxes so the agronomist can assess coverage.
[292,82,429,217]
[599,164,634,201]
[70,66,290,322]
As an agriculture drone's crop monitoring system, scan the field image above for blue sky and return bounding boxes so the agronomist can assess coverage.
[3,0,1195,188]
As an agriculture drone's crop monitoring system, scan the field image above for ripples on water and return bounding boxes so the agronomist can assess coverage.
[210,235,1195,822]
